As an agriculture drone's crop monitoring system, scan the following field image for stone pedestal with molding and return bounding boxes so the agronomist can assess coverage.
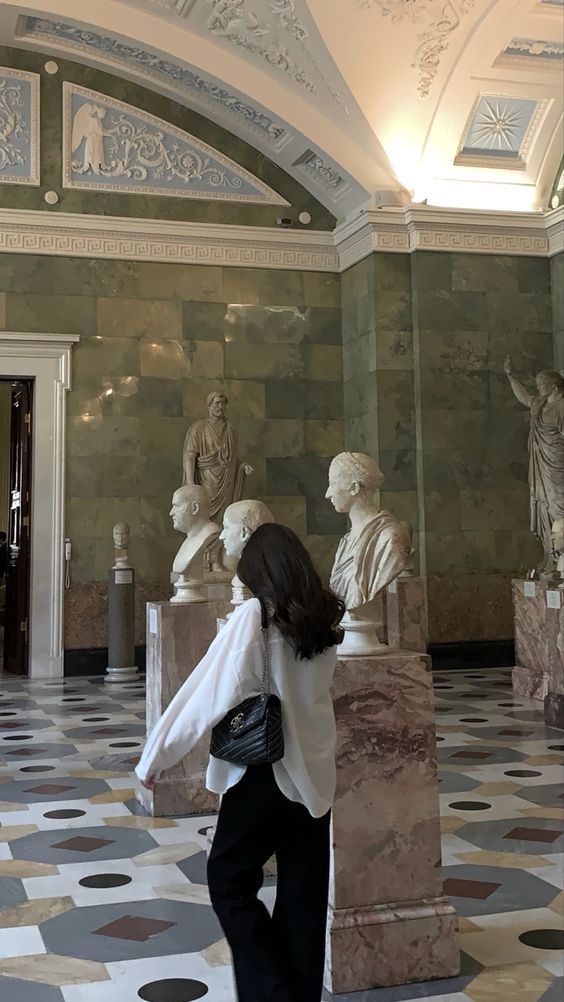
[136,600,231,816]
[512,580,563,720]
[324,650,458,994]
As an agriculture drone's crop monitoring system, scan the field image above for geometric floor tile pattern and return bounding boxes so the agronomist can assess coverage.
[0,668,563,1001]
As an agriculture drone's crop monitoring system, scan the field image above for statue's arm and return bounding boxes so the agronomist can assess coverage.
[183,450,197,485]
[504,356,532,408]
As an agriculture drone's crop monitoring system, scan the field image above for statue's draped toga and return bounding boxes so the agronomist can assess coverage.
[182,417,246,524]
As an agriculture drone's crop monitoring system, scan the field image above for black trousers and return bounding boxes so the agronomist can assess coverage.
[207,764,331,1002]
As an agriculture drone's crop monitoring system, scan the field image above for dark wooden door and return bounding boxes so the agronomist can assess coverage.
[4,381,33,675]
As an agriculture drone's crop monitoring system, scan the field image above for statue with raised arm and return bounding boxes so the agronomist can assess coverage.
[504,357,564,577]
[182,392,253,571]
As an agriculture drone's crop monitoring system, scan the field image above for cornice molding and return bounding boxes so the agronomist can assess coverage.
[0,206,561,273]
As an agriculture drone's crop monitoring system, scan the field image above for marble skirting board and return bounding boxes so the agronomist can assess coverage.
[326,649,459,994]
[135,600,231,816]
[512,580,564,728]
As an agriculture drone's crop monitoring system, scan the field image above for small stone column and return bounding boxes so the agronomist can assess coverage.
[136,600,231,816]
[325,650,459,994]
[105,566,138,684]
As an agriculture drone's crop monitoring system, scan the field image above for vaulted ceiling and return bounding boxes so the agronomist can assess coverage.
[1,0,562,219]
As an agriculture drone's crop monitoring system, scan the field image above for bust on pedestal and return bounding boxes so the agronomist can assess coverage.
[219,499,275,605]
[326,452,411,655]
[170,486,220,604]
[105,523,138,684]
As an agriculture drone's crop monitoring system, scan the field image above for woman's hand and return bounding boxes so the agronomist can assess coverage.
[140,776,156,791]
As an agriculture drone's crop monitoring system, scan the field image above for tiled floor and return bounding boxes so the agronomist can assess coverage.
[0,669,562,1002]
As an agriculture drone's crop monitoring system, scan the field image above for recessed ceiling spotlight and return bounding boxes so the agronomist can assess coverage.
[298,211,312,225]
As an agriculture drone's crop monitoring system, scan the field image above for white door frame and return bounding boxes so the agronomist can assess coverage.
[0,333,79,678]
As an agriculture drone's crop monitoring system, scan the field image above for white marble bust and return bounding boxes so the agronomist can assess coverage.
[326,452,411,655]
[112,522,131,570]
[170,486,220,604]
[220,499,275,605]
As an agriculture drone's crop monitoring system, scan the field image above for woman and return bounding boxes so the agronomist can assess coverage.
[135,524,344,1002]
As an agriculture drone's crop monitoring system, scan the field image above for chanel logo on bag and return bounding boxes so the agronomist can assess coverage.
[230,712,245,732]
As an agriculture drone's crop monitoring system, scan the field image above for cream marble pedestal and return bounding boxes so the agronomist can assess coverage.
[512,581,563,710]
[136,600,230,817]
[325,650,459,994]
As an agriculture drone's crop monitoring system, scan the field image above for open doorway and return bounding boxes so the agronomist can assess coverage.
[0,380,33,676]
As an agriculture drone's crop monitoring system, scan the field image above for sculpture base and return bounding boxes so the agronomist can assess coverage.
[170,577,207,604]
[326,650,459,993]
[105,665,138,684]
[136,600,230,817]
[325,898,458,994]
[338,617,387,657]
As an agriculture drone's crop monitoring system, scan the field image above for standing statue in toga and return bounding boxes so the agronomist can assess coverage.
[505,356,564,577]
[182,391,253,570]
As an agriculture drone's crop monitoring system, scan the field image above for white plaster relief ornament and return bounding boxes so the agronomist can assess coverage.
[65,84,288,203]
[326,452,411,655]
[170,486,220,603]
[355,0,476,96]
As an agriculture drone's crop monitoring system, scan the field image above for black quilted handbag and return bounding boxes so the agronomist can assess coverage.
[210,597,284,766]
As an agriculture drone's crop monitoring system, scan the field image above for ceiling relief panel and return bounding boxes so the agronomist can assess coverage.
[354,0,476,96]
[203,0,347,109]
[126,0,349,109]
[291,148,351,201]
[62,83,290,203]
[495,38,564,68]
[456,95,547,169]
[0,67,39,185]
[18,16,291,151]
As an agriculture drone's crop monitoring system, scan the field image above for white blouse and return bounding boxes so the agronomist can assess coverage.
[135,598,338,818]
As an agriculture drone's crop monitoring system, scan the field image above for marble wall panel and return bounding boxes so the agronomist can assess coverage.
[342,250,554,643]
[0,254,344,648]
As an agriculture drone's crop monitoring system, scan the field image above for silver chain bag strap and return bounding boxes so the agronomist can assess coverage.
[210,597,284,766]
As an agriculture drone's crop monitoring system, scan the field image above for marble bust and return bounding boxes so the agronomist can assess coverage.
[112,522,131,570]
[505,357,564,577]
[326,452,411,655]
[219,499,275,604]
[170,486,220,604]
[551,518,564,583]
[182,391,253,571]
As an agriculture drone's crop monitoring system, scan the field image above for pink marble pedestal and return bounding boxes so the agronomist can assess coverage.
[512,581,563,708]
[136,600,230,817]
[325,650,459,994]
[386,576,428,653]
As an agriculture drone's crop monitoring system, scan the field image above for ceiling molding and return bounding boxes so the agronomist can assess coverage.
[0,205,561,272]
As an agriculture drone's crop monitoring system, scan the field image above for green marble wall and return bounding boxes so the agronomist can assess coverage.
[343,250,555,643]
[0,46,334,230]
[341,253,419,558]
[0,254,343,647]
